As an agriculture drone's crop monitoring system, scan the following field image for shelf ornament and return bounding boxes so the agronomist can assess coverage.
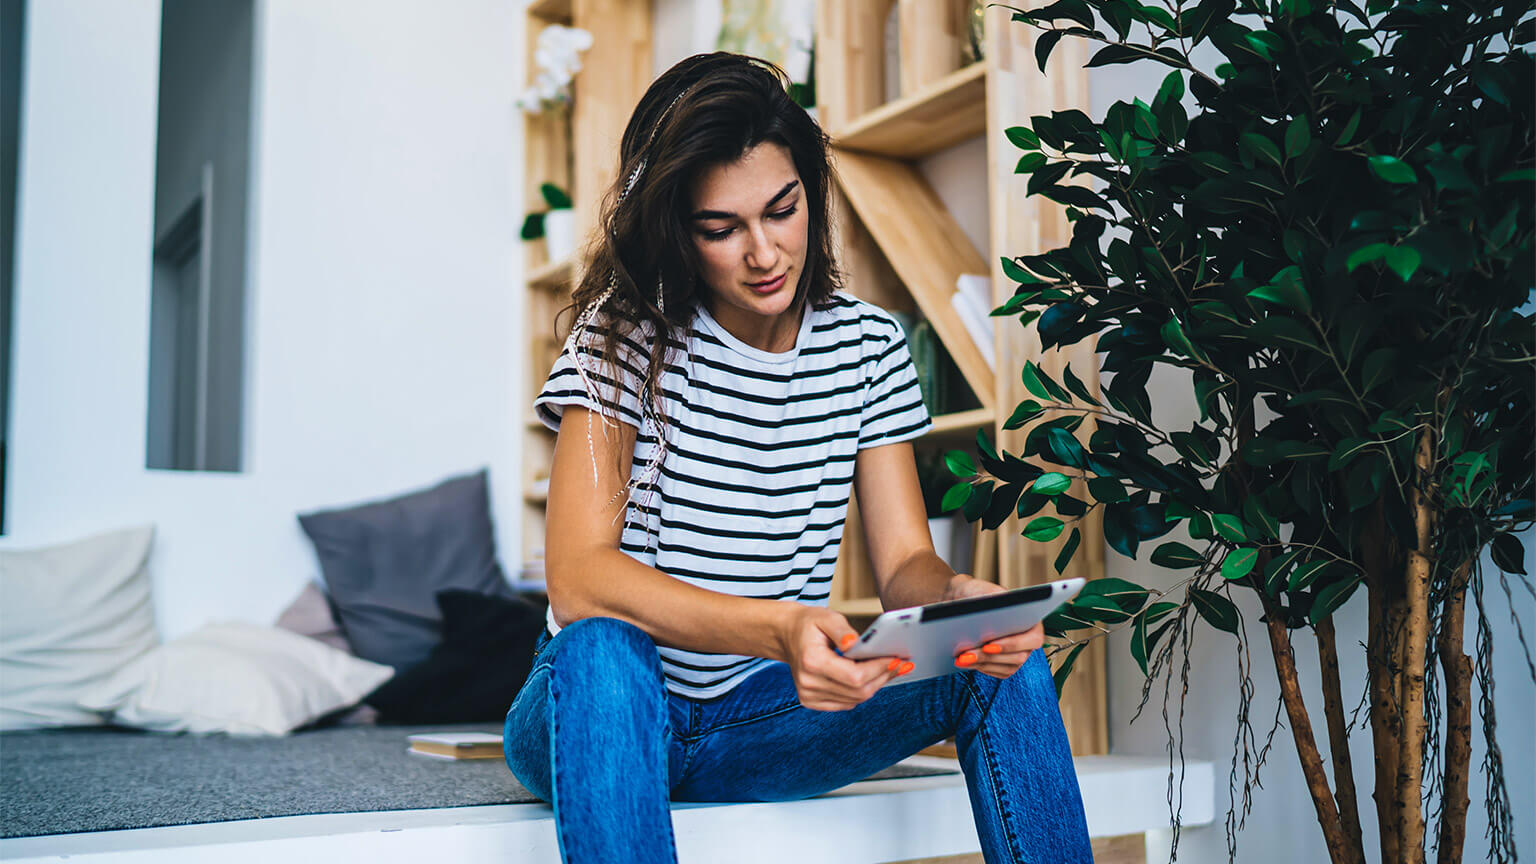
[517,24,594,114]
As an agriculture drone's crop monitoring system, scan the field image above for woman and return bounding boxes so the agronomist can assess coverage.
[504,52,1091,864]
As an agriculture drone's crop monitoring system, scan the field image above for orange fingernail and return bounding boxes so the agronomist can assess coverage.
[899,661,915,675]
[956,652,978,667]
[982,643,1003,655]
[840,634,857,650]
[888,658,903,671]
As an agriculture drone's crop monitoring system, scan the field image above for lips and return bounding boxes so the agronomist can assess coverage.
[748,272,787,293]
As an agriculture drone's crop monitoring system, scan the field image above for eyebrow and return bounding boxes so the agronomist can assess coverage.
[690,181,800,221]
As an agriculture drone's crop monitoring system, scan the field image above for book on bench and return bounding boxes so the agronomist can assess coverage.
[407,732,504,760]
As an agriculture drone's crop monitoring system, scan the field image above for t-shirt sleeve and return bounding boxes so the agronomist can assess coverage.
[533,330,648,432]
[858,312,933,449]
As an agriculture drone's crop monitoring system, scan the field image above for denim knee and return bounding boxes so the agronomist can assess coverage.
[546,616,665,697]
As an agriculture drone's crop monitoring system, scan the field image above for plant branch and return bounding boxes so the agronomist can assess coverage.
[1435,563,1474,864]
[1316,617,1366,863]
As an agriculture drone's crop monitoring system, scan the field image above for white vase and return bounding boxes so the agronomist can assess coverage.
[543,208,576,262]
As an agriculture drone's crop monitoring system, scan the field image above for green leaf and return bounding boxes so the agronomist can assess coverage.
[1160,317,1205,361]
[1004,399,1046,430]
[1213,513,1247,542]
[1346,243,1393,273]
[1246,265,1312,314]
[1334,109,1362,146]
[1329,437,1374,471]
[946,450,977,478]
[1023,516,1066,542]
[1054,527,1082,574]
[1384,246,1421,282]
[1155,71,1184,108]
[1061,365,1100,406]
[1264,549,1302,595]
[1073,595,1133,623]
[1021,363,1054,401]
[1131,613,1151,675]
[1078,577,1150,612]
[1243,31,1282,60]
[1368,155,1417,184]
[1190,588,1241,635]
[941,482,972,513]
[1087,477,1128,503]
[1241,496,1279,539]
[1151,541,1205,569]
[1289,560,1332,591]
[540,183,572,208]
[1032,472,1073,496]
[1310,578,1362,625]
[1496,169,1536,183]
[1241,132,1284,168]
[1284,117,1311,159]
[1052,642,1086,695]
[1000,256,1044,285]
[1490,534,1527,575]
[1361,348,1398,394]
[1145,601,1179,625]
[1015,152,1048,174]
[1034,29,1065,74]
[1221,547,1259,580]
[1006,126,1041,150]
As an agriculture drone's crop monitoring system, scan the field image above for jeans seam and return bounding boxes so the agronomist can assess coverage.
[547,670,576,860]
[686,699,801,742]
[965,675,1024,864]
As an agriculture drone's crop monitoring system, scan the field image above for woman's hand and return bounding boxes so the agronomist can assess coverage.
[778,605,913,711]
[943,575,1046,680]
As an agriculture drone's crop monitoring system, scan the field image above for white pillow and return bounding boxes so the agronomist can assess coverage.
[77,621,395,736]
[0,525,159,730]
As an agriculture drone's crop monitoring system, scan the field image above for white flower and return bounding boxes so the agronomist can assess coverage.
[519,25,593,113]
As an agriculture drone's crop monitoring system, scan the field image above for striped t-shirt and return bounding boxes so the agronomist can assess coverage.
[533,291,932,699]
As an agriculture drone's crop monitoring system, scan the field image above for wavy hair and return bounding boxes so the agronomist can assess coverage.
[556,52,844,500]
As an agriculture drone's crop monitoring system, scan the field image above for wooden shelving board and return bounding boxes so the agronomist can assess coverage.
[830,596,885,618]
[925,408,994,438]
[835,61,987,159]
[527,255,573,292]
[526,0,572,23]
[833,148,995,411]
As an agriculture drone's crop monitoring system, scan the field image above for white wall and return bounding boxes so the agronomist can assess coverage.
[6,0,524,640]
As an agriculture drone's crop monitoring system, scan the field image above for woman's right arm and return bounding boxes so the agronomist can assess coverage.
[544,407,905,710]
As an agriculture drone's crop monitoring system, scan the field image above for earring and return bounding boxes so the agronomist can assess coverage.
[657,273,666,316]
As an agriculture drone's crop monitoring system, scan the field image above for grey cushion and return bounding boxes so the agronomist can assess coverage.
[297,469,512,670]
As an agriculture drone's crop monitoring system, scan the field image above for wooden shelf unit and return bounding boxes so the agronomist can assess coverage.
[817,0,1107,756]
[519,0,651,576]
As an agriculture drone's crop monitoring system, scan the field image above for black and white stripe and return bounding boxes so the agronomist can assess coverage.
[534,292,931,699]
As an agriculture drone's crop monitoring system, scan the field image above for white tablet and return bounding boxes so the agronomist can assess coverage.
[841,578,1084,683]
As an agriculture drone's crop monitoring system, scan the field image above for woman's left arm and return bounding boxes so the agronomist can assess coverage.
[852,442,1043,679]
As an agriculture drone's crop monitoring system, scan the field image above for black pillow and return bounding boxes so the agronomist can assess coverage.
[297,469,513,670]
[365,589,548,724]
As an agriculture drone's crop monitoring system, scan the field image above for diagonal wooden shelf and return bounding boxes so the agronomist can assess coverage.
[924,408,995,439]
[833,148,995,411]
[834,61,987,159]
[526,0,572,23]
[527,255,574,292]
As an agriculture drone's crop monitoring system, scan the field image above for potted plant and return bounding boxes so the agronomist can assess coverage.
[521,182,574,262]
[516,24,593,114]
[945,1,1532,862]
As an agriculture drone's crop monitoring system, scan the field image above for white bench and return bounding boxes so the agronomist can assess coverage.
[0,755,1213,864]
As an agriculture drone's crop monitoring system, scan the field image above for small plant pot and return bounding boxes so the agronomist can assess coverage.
[543,208,576,262]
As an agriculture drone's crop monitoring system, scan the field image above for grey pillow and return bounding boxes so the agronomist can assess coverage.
[297,469,512,670]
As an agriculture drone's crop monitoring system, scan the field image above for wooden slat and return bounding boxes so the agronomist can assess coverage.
[833,148,995,411]
[925,407,994,437]
[571,0,651,244]
[897,0,968,97]
[837,61,986,159]
[984,2,1106,756]
[526,0,572,23]
[527,255,573,292]
[815,0,896,136]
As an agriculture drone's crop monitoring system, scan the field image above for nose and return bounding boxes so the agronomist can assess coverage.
[744,221,777,272]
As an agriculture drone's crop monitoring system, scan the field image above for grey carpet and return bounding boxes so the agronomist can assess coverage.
[0,723,957,838]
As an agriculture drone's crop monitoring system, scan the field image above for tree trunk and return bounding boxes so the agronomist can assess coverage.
[1396,429,1438,864]
[1363,503,1403,864]
[1435,564,1473,864]
[1260,595,1352,864]
[1316,617,1366,862]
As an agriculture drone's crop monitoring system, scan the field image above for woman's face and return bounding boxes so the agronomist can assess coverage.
[687,141,810,349]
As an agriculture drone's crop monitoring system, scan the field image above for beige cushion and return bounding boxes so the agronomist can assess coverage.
[78,621,395,736]
[273,580,351,653]
[0,525,159,730]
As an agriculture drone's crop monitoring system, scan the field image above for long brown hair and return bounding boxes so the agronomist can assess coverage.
[559,53,844,453]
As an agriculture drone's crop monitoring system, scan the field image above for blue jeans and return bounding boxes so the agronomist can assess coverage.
[502,616,1091,864]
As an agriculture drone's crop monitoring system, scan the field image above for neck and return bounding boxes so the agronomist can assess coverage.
[706,295,805,353]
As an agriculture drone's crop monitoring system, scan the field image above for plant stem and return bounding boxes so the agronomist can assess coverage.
[1435,563,1473,864]
[1396,427,1437,864]
[1363,500,1403,864]
[1315,617,1366,862]
[1259,593,1352,863]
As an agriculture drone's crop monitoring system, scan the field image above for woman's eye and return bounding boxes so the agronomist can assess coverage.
[702,227,733,241]
[770,206,798,220]
[699,207,796,242]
